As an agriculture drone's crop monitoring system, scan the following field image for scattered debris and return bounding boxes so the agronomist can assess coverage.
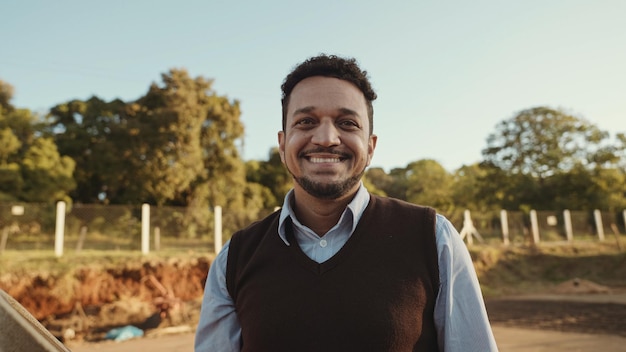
[104,325,144,342]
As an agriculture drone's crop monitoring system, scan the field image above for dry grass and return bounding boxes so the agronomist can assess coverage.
[2,238,624,298]
[469,240,626,296]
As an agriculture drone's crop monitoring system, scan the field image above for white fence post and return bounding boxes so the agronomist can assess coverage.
[593,209,605,241]
[54,201,66,257]
[214,206,223,253]
[563,209,573,242]
[459,209,483,245]
[530,210,540,244]
[500,210,510,245]
[141,203,150,254]
[154,226,161,251]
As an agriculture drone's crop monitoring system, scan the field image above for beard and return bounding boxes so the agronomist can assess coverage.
[288,167,365,200]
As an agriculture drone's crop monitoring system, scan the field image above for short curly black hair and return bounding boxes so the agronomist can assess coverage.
[281,54,377,135]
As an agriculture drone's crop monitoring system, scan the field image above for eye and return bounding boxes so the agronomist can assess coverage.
[338,119,360,130]
[298,118,313,124]
[294,117,316,127]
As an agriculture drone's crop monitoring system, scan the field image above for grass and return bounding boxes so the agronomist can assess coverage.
[1,237,625,298]
[469,240,626,296]
[0,248,214,276]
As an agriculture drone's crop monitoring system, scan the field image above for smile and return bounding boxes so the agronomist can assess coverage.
[309,157,342,163]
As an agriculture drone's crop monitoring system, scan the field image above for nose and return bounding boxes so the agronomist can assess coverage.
[311,120,340,147]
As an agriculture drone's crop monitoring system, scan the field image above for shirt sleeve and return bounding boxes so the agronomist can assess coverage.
[433,214,499,352]
[194,241,242,352]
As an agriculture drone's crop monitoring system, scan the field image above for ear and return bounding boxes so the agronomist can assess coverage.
[367,134,377,166]
[278,131,286,163]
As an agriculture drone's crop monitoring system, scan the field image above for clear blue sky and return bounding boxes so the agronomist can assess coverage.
[2,0,625,172]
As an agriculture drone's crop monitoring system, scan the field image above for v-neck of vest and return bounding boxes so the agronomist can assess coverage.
[284,196,377,275]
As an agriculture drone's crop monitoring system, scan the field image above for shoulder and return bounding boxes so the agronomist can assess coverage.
[433,214,462,247]
[226,210,281,299]
[230,210,281,246]
[368,195,436,230]
[227,210,281,271]
[369,195,435,216]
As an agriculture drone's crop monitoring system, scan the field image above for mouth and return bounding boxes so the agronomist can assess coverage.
[309,156,342,163]
[299,148,350,164]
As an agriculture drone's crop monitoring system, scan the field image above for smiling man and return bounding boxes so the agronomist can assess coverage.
[195,55,498,352]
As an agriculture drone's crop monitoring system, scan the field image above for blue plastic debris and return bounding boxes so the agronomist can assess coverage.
[104,325,144,342]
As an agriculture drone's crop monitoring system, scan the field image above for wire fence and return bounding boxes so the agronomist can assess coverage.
[0,203,214,253]
[1,202,625,255]
[446,209,626,245]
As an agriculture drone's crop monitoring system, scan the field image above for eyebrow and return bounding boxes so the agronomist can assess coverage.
[292,106,360,117]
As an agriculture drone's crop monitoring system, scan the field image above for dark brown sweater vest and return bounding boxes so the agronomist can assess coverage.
[226,195,440,352]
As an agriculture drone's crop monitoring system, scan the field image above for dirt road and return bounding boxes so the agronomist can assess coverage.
[67,327,626,352]
[67,293,626,352]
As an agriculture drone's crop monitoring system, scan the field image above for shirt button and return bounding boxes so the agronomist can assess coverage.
[319,239,328,248]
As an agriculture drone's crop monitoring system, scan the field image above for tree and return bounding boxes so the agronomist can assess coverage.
[48,69,256,237]
[451,163,490,211]
[403,159,454,211]
[48,97,127,203]
[20,138,76,202]
[378,160,454,211]
[480,106,626,211]
[589,167,626,211]
[475,161,540,211]
[0,81,14,112]
[0,80,75,202]
[482,107,615,180]
[49,69,249,211]
[364,167,392,197]
[127,69,223,206]
[246,148,292,208]
[0,127,23,201]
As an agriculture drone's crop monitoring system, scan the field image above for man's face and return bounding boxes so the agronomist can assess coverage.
[278,76,377,199]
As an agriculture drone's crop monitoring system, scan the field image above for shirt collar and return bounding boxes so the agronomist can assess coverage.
[277,183,371,245]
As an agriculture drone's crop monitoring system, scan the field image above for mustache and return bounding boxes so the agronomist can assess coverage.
[298,148,351,159]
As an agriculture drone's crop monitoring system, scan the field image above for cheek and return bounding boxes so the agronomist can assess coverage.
[285,135,304,153]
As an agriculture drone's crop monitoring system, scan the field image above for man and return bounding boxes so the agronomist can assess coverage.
[195,55,498,351]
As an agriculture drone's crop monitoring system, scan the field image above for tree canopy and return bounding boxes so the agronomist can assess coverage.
[482,107,616,179]
[0,80,75,202]
[3,72,626,230]
[480,106,625,210]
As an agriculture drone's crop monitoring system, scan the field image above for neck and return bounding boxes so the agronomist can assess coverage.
[291,186,358,237]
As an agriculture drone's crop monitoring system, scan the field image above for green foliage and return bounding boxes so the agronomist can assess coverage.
[364,167,392,197]
[452,163,490,211]
[0,81,14,112]
[0,127,21,162]
[0,81,76,203]
[20,138,76,203]
[245,148,292,208]
[483,107,616,179]
[480,106,626,211]
[366,160,455,212]
[402,159,454,212]
[4,74,626,226]
[46,69,263,237]
[47,97,127,203]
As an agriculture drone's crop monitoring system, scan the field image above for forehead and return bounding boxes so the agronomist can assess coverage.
[287,76,368,116]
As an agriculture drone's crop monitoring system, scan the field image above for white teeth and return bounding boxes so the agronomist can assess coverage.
[310,157,340,163]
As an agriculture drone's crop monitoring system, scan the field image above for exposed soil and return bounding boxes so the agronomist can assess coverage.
[0,256,211,343]
[2,247,626,345]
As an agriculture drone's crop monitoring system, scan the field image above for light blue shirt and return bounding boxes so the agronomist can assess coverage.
[195,184,498,352]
